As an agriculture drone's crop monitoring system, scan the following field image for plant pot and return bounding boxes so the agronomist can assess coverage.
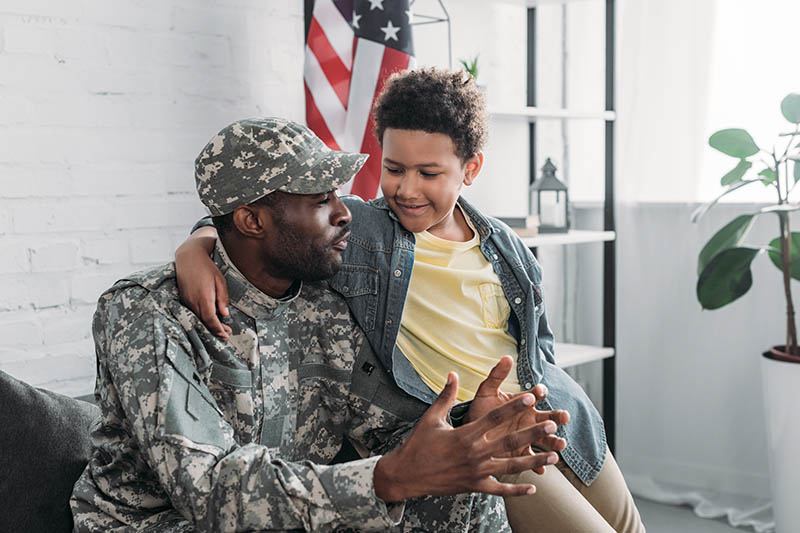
[760,346,800,532]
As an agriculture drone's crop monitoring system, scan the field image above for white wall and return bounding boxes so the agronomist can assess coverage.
[614,0,800,502]
[0,0,305,396]
[614,203,794,498]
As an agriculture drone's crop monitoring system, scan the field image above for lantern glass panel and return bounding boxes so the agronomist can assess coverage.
[539,190,567,228]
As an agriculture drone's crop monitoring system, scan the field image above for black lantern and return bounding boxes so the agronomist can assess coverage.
[529,158,569,233]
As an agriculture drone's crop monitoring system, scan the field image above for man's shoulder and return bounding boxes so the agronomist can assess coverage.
[97,263,180,321]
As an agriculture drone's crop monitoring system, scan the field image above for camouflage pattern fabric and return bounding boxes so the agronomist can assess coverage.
[70,242,510,532]
[195,118,368,216]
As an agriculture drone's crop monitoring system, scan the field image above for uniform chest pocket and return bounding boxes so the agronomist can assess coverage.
[328,264,379,332]
[479,283,511,329]
[207,363,257,444]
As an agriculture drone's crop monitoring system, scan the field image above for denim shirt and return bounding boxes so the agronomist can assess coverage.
[329,195,607,485]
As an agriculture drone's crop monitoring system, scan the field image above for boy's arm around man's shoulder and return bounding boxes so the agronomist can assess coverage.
[88,284,404,533]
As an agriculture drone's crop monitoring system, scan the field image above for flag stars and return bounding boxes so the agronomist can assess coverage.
[381,19,400,42]
[352,10,361,29]
[367,0,384,11]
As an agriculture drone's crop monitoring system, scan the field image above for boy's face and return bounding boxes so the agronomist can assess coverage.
[380,128,481,237]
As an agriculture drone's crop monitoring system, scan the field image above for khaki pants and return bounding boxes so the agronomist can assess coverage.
[502,448,645,533]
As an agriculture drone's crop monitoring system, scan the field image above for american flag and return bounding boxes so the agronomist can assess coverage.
[304,0,415,199]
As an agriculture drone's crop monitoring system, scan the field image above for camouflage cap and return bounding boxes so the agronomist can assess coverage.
[195,117,368,216]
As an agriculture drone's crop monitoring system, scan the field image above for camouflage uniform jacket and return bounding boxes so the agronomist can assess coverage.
[70,242,508,532]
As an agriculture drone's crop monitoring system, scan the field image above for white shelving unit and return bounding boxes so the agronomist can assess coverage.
[496,0,618,448]
[517,229,615,247]
[555,343,615,369]
[490,107,616,121]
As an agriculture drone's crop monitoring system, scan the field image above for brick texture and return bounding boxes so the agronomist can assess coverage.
[0,1,303,395]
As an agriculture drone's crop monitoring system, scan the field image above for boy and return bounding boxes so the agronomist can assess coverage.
[177,69,644,532]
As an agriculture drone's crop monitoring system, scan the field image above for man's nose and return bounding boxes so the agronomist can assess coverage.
[331,194,352,226]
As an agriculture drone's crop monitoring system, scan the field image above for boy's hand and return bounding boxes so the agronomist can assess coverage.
[468,356,569,462]
[373,372,561,502]
[175,226,232,340]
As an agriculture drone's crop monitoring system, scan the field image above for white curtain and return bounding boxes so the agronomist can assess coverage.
[614,1,800,530]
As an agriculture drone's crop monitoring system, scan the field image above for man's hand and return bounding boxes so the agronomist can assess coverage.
[469,356,570,462]
[373,372,561,503]
[175,226,232,340]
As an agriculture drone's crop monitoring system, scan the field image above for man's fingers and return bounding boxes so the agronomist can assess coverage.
[532,383,547,402]
[492,451,559,478]
[536,408,570,426]
[475,356,514,396]
[467,393,537,436]
[494,420,559,454]
[539,434,567,452]
[476,477,537,497]
[424,372,459,423]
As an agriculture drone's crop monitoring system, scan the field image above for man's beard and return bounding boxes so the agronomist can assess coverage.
[266,226,349,282]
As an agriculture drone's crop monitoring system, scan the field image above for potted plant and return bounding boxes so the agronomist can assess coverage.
[692,93,800,532]
[458,54,486,95]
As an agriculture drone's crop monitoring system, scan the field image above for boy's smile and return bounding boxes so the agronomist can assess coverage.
[380,128,483,241]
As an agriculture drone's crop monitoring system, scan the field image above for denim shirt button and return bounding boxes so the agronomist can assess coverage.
[343,285,349,293]
[492,253,498,260]
[520,338,526,345]
[385,319,392,326]
[393,269,402,277]
[514,297,522,304]
[524,382,532,389]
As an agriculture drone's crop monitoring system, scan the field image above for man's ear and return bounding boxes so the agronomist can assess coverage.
[463,152,484,186]
[232,205,269,238]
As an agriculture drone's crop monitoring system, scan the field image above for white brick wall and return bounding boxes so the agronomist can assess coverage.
[0,0,305,395]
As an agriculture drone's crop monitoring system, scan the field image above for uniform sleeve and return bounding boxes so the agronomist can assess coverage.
[95,293,400,532]
[190,216,215,235]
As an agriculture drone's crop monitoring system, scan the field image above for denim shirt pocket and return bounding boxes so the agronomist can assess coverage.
[328,264,379,332]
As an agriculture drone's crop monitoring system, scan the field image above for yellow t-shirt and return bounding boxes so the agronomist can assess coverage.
[396,210,522,402]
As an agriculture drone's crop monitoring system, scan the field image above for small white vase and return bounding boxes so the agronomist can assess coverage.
[760,349,800,533]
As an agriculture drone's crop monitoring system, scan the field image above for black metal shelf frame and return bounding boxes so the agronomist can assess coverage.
[526,0,616,453]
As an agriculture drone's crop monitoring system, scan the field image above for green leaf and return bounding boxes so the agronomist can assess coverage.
[697,247,760,310]
[767,232,800,280]
[720,159,752,185]
[690,179,762,223]
[781,93,800,124]
[458,55,479,79]
[709,129,760,158]
[697,214,756,275]
[758,167,776,185]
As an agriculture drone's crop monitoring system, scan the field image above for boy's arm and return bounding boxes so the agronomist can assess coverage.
[175,221,230,339]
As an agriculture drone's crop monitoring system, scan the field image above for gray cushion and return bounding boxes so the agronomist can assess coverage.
[0,370,100,533]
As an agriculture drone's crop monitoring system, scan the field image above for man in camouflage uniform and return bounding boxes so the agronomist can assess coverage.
[70,118,561,532]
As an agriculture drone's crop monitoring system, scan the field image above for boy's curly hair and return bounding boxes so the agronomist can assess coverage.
[372,67,488,162]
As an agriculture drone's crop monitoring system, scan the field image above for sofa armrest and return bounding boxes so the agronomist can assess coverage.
[0,370,100,533]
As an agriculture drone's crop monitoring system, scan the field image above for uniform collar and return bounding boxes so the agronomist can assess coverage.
[213,241,301,320]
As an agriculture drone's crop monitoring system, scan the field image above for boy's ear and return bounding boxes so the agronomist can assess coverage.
[462,152,484,186]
